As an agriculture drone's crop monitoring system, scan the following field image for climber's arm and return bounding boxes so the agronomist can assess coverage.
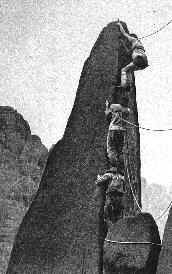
[122,62,137,72]
[95,173,112,186]
[117,22,135,43]
[120,39,131,53]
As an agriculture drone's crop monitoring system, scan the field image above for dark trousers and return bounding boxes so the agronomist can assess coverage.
[107,130,125,174]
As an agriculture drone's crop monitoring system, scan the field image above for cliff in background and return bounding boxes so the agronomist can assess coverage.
[0,106,48,274]
[7,21,141,274]
[142,177,171,239]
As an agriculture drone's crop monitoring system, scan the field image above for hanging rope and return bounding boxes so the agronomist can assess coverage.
[123,125,172,221]
[125,158,142,212]
[124,131,142,212]
[122,118,172,132]
[140,18,172,39]
[125,155,172,221]
[155,200,172,221]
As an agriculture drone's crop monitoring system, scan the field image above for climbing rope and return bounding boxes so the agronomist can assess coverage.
[122,117,172,132]
[124,131,142,212]
[155,200,172,221]
[140,18,172,39]
[104,238,162,246]
[127,165,172,221]
[124,129,172,221]
[125,159,142,212]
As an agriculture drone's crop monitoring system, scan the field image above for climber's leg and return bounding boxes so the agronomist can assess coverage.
[121,62,136,87]
[107,130,125,172]
[118,153,125,176]
[107,130,119,167]
[114,131,125,175]
[115,131,124,154]
[121,53,148,88]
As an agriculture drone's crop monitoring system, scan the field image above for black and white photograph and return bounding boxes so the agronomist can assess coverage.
[0,1,172,273]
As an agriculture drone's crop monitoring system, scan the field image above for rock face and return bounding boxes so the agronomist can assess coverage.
[101,177,161,274]
[103,213,161,274]
[7,22,141,274]
[0,106,31,155]
[0,106,48,274]
[156,207,172,274]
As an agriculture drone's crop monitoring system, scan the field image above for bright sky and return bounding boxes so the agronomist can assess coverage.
[1,0,172,186]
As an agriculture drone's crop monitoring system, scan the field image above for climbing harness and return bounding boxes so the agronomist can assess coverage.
[104,238,162,246]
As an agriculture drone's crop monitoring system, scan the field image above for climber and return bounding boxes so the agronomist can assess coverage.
[95,167,125,194]
[117,20,148,88]
[105,100,130,175]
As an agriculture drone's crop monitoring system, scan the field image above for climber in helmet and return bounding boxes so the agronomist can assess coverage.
[117,20,148,88]
[105,100,130,175]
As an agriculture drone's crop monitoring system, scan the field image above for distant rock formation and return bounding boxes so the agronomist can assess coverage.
[0,106,31,155]
[104,213,161,274]
[7,22,141,274]
[142,177,171,239]
[0,106,48,274]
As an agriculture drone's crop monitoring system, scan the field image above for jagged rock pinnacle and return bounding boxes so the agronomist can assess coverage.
[6,21,141,274]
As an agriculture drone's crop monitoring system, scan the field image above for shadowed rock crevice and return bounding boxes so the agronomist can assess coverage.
[7,22,141,274]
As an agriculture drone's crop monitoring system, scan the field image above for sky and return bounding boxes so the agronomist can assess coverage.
[1,0,172,187]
